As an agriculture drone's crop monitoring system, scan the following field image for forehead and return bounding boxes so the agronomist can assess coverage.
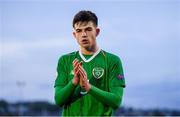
[74,21,96,29]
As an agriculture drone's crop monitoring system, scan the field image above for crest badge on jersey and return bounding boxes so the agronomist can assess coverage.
[92,67,104,79]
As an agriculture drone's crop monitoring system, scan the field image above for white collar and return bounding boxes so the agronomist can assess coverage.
[79,48,101,63]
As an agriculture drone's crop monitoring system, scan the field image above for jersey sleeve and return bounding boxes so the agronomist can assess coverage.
[109,56,126,88]
[54,55,78,107]
[54,56,68,87]
[54,55,84,107]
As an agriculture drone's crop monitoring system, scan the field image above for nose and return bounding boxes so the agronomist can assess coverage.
[81,31,87,37]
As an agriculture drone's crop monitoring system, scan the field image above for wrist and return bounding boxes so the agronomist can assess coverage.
[86,83,91,92]
[84,80,91,92]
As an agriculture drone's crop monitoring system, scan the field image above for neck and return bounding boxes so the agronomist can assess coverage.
[81,46,98,55]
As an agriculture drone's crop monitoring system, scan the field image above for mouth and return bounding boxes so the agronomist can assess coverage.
[81,39,89,44]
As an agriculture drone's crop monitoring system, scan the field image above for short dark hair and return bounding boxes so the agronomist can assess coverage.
[72,10,98,28]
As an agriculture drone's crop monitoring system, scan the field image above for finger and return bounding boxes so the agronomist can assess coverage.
[73,60,80,72]
[79,65,87,77]
[77,61,82,71]
[74,63,80,74]
[79,70,85,81]
[73,58,78,64]
[73,59,79,67]
[79,68,87,82]
[79,61,83,66]
[74,63,79,69]
[79,67,84,77]
[75,61,82,74]
[73,59,80,71]
[75,68,80,76]
[79,69,84,77]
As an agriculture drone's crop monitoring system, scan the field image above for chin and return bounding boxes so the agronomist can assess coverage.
[84,47,91,50]
[81,44,90,48]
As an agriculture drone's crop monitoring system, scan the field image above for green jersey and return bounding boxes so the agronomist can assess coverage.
[54,49,125,116]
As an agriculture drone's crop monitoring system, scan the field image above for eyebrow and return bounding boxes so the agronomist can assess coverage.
[75,26,92,30]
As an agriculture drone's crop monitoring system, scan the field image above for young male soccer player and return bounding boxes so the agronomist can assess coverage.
[54,10,126,116]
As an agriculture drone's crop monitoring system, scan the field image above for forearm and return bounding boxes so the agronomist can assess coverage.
[65,85,83,104]
[89,85,123,109]
[54,80,76,107]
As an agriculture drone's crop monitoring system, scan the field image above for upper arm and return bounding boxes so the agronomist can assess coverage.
[54,56,68,87]
[109,56,126,95]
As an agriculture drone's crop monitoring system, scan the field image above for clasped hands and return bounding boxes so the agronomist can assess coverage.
[72,59,91,92]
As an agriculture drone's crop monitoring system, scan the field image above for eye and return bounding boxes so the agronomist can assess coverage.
[76,29,81,33]
[86,27,92,31]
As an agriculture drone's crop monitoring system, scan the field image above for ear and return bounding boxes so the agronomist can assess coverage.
[96,28,100,37]
[73,31,76,39]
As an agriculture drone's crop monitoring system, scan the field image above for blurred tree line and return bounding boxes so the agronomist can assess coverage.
[0,100,179,116]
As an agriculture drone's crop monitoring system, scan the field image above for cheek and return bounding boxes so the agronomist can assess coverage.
[89,37,96,45]
[76,38,81,44]
[88,32,96,38]
[90,33,96,41]
[75,35,81,41]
